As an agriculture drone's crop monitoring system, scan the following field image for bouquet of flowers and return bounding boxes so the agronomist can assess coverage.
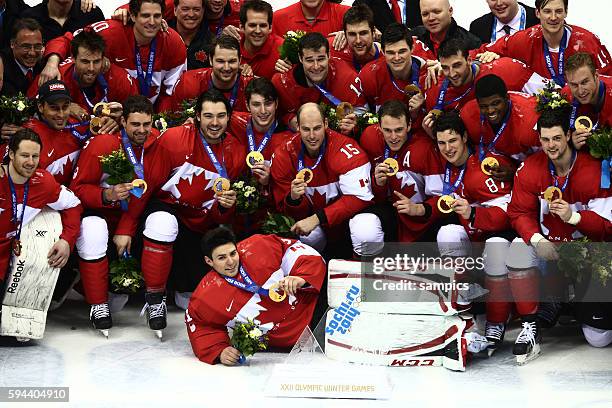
[153,98,197,131]
[109,255,144,294]
[99,148,135,185]
[558,238,612,286]
[320,103,379,139]
[534,81,570,113]
[0,93,36,125]
[355,111,379,138]
[261,212,296,236]
[232,176,264,215]
[230,319,269,364]
[586,127,612,188]
[279,30,306,65]
[320,103,339,131]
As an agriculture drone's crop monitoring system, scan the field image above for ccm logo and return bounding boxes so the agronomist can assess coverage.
[35,230,47,237]
[391,359,435,367]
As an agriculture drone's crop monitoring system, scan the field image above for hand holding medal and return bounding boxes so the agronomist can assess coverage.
[437,194,455,213]
[275,276,307,298]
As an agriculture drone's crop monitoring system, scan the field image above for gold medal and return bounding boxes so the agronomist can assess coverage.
[93,102,107,117]
[336,102,354,120]
[90,117,103,134]
[12,239,21,257]
[296,168,313,184]
[481,157,500,176]
[437,195,455,214]
[132,178,148,194]
[543,186,563,203]
[404,84,421,97]
[268,282,287,303]
[246,151,265,168]
[383,157,399,176]
[575,116,593,132]
[213,177,231,195]
[430,109,443,118]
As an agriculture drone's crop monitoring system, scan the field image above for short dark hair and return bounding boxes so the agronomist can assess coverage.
[195,89,232,121]
[9,128,42,155]
[239,0,273,27]
[71,30,106,59]
[210,34,241,60]
[537,108,570,134]
[245,77,278,104]
[378,100,410,123]
[381,22,413,51]
[475,74,508,100]
[298,32,329,57]
[535,0,568,11]
[343,4,375,32]
[433,110,466,137]
[565,52,597,76]
[129,0,165,16]
[201,227,236,259]
[11,18,42,40]
[122,95,153,120]
[438,38,470,61]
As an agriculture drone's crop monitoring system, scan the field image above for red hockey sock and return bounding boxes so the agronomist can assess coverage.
[541,268,566,300]
[508,268,539,316]
[141,238,173,292]
[79,257,109,305]
[485,275,511,323]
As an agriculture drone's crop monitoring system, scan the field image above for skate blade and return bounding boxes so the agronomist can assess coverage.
[15,336,31,343]
[99,329,109,339]
[154,330,163,341]
[516,344,541,365]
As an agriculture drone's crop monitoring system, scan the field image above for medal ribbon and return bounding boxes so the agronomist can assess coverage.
[204,14,225,38]
[223,265,271,298]
[543,27,568,87]
[388,58,421,96]
[434,63,478,111]
[246,119,276,153]
[314,83,342,107]
[75,69,109,110]
[121,129,145,202]
[135,38,156,97]
[297,139,327,172]
[209,76,240,108]
[570,80,605,130]
[548,149,577,192]
[8,172,29,255]
[198,130,228,179]
[490,5,526,42]
[442,160,467,195]
[478,100,512,162]
[384,131,412,160]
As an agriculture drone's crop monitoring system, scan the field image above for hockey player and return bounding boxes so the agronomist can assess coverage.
[41,0,187,106]
[271,32,366,133]
[563,52,612,150]
[480,0,612,86]
[272,0,349,38]
[0,129,82,288]
[185,227,326,365]
[506,108,612,363]
[432,111,517,355]
[159,35,252,112]
[70,96,161,337]
[460,74,541,180]
[23,80,91,186]
[114,89,246,336]
[270,102,374,257]
[28,30,138,118]
[359,100,444,244]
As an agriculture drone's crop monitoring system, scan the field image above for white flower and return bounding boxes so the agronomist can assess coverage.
[249,328,263,339]
[16,101,26,112]
[286,31,296,37]
[123,278,134,287]
[186,107,194,115]
[552,92,560,98]
[235,181,244,189]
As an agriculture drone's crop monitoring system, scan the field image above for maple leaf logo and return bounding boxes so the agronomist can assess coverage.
[195,50,208,63]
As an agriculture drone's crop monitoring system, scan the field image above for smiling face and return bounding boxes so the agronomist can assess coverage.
[11,29,44,68]
[381,115,411,152]
[299,46,329,85]
[566,66,599,105]
[436,128,469,166]
[383,39,413,77]
[243,9,271,50]
[9,140,40,180]
[536,0,567,36]
[38,99,71,130]
[539,125,571,162]
[420,0,453,35]
[247,93,277,131]
[345,21,374,59]
[477,94,509,126]
[131,2,163,41]
[486,0,520,24]
[205,242,240,277]
[206,0,227,17]
[122,112,152,146]
[440,52,472,87]
[298,106,327,157]
[212,45,240,86]
[175,0,204,32]
[198,101,228,142]
[74,46,103,88]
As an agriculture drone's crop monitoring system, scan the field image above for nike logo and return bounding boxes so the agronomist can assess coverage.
[226,299,234,312]
[47,149,55,157]
[593,316,604,320]
[115,57,127,62]
[185,154,192,160]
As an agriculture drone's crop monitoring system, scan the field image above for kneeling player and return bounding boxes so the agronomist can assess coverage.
[185,227,326,365]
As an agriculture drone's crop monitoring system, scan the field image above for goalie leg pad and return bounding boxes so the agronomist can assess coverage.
[349,213,384,257]
[437,225,471,258]
[76,216,109,260]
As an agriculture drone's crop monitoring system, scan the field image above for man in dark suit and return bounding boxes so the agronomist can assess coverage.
[469,0,538,44]
[353,0,422,32]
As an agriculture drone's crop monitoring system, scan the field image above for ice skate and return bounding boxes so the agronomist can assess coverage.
[513,318,541,365]
[484,321,506,356]
[90,303,112,338]
[141,292,167,341]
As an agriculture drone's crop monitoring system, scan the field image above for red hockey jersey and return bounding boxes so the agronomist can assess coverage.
[425,57,549,112]
[328,41,385,74]
[44,19,187,104]
[240,34,284,79]
[185,234,326,364]
[460,92,541,161]
[228,112,293,163]
[360,124,445,242]
[270,130,373,227]
[272,1,349,38]
[159,69,252,113]
[562,75,612,129]
[508,151,612,243]
[23,118,85,186]
[482,24,612,83]
[0,169,82,279]
[271,57,367,125]
[69,130,161,231]
[28,59,139,114]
